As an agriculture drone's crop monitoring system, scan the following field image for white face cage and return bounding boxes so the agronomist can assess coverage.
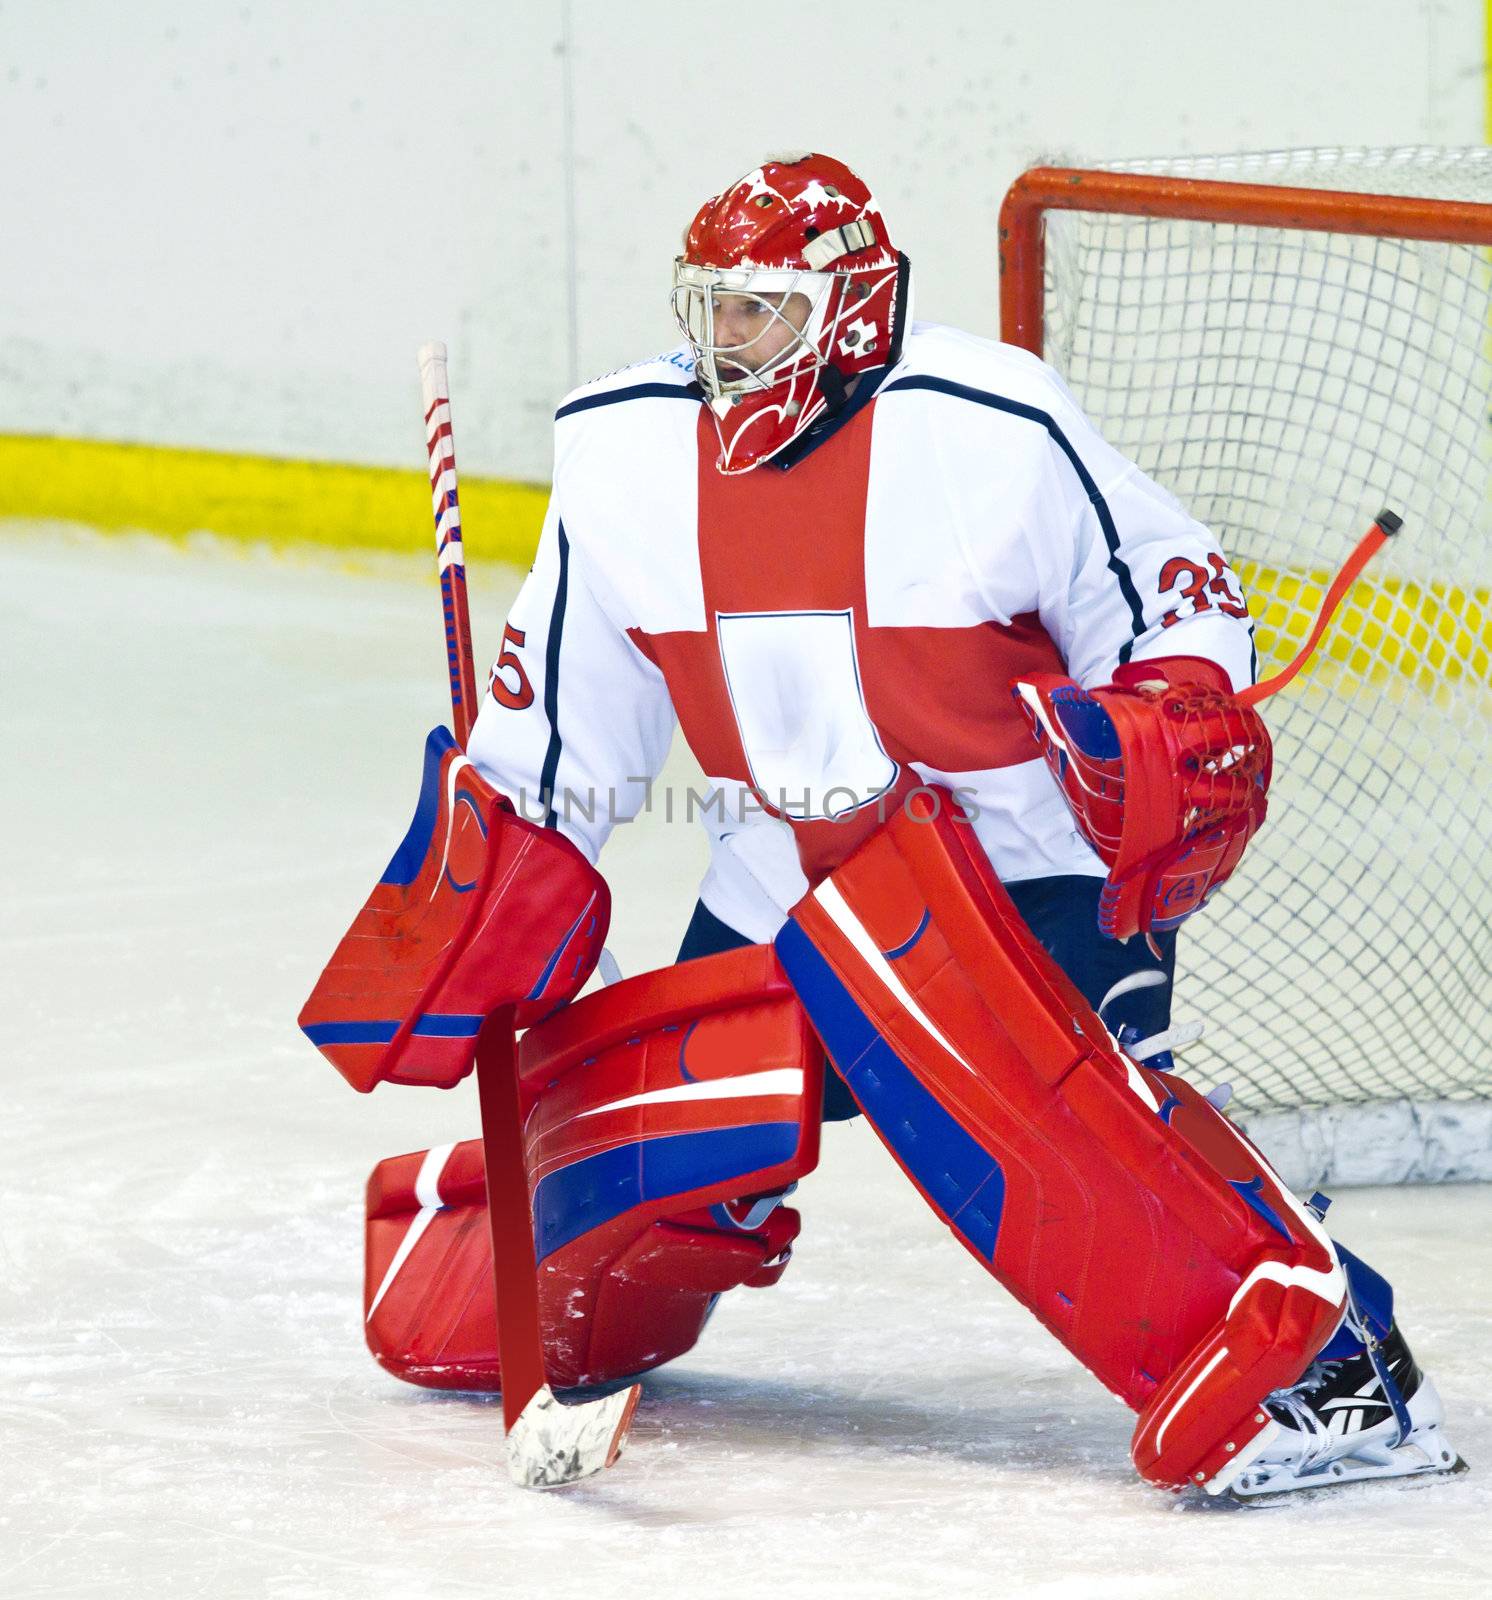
[670,260,840,406]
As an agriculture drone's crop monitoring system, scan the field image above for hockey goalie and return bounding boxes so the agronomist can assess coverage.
[301,152,1463,1500]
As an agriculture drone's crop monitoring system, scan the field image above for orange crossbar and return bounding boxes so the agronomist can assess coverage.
[998,165,1492,355]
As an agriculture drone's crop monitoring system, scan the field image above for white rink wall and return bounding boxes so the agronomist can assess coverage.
[1,0,1483,483]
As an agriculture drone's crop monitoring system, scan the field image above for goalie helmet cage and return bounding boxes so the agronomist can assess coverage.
[999,147,1492,1188]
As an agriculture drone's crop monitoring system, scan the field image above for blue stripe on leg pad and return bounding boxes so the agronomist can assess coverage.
[775,919,1004,1261]
[531,1122,801,1262]
[882,907,931,961]
[1228,1175,1294,1244]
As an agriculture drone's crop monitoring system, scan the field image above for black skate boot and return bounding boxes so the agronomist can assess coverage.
[1228,1320,1465,1501]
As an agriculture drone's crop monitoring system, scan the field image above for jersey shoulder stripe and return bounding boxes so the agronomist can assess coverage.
[555,346,702,422]
[556,381,703,422]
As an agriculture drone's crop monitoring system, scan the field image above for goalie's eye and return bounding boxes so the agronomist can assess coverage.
[711,293,778,318]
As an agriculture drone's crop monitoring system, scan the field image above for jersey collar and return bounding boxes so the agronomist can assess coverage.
[768,358,900,472]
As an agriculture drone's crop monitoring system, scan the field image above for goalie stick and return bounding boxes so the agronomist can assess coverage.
[417,341,640,1487]
[1236,509,1401,708]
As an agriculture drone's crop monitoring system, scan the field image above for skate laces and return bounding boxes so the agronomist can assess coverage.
[1267,1327,1391,1476]
[1267,1362,1340,1472]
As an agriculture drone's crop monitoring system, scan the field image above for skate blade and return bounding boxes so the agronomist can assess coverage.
[1231,1451,1467,1507]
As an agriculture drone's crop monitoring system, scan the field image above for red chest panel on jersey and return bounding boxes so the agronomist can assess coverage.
[630,402,1064,881]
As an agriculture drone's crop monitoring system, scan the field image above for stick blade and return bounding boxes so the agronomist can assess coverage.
[505,1382,641,1489]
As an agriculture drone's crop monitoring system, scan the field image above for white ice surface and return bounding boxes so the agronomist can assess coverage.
[1,526,1488,1600]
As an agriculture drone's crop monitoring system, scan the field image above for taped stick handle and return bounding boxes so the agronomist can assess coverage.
[420,341,481,744]
[1236,509,1402,710]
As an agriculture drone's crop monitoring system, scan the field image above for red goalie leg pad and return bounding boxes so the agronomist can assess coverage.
[775,791,1345,1490]
[1131,1205,1348,1491]
[363,945,822,1390]
[1120,1068,1347,1488]
[298,726,608,1091]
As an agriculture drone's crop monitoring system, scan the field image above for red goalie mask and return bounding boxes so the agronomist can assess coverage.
[672,153,911,473]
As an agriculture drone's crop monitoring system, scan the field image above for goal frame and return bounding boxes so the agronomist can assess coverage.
[998,165,1492,355]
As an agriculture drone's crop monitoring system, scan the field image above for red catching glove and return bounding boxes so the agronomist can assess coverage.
[1012,657,1272,940]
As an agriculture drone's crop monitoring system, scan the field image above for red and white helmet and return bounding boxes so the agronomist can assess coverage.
[672,153,910,474]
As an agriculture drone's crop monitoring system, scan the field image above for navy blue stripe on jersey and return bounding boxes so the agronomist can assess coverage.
[881,374,1148,661]
[555,381,703,421]
[537,522,571,828]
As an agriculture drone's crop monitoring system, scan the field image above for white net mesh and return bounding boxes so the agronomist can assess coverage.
[1035,148,1492,1154]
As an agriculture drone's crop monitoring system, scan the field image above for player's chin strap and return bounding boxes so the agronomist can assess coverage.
[1237,509,1401,709]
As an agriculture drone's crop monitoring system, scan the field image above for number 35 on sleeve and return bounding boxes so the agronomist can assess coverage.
[1158,553,1249,628]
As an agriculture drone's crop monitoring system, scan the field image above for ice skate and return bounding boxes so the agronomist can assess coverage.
[1226,1320,1465,1502]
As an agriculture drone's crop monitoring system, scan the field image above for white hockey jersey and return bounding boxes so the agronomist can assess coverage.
[468,323,1256,941]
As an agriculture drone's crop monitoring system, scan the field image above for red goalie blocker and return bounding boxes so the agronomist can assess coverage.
[298,727,608,1090]
[363,945,823,1390]
[1012,657,1272,939]
[774,792,1345,1494]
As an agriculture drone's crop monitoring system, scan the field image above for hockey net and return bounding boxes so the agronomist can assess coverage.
[1000,148,1492,1185]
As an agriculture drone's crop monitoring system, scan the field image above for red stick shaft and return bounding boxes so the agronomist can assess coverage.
[474,1008,549,1424]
